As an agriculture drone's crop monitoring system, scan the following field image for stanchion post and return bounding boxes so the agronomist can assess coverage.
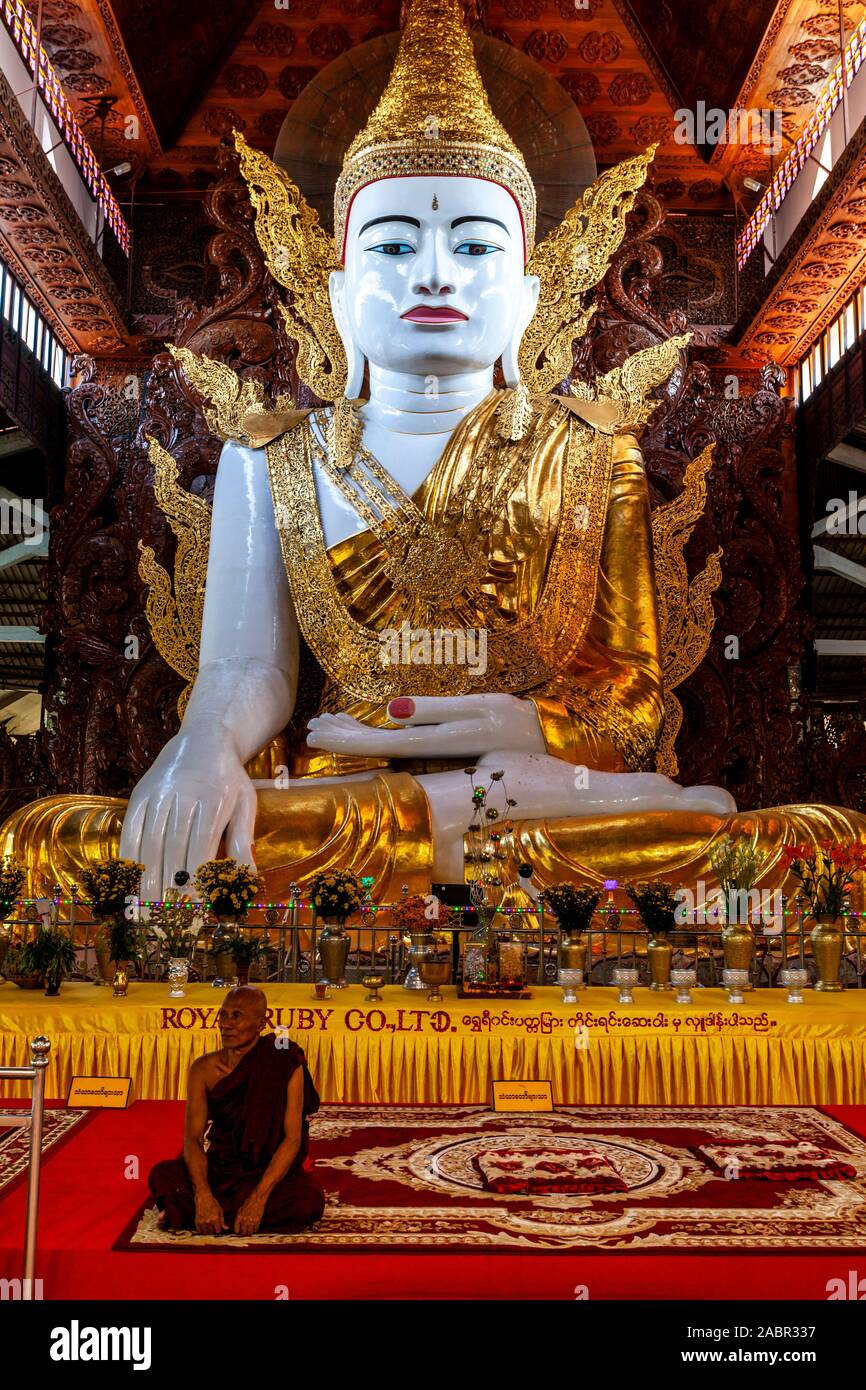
[22,1035,50,1295]
[288,882,300,983]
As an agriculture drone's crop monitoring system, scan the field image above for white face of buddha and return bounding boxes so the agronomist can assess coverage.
[329,175,539,384]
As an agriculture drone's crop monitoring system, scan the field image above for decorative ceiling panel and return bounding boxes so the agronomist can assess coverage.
[623,0,779,116]
[35,0,865,221]
[711,0,866,205]
[51,0,732,208]
[25,0,160,165]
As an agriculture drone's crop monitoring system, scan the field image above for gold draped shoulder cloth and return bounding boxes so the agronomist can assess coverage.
[265,392,615,704]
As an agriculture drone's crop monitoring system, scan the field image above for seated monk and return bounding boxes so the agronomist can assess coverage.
[148,986,324,1236]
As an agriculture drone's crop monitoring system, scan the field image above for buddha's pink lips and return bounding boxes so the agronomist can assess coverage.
[400,306,468,323]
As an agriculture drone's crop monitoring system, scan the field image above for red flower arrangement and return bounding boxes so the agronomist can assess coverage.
[780,840,866,917]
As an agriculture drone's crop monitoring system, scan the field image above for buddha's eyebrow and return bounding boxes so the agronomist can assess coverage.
[451,216,510,235]
[358,215,421,234]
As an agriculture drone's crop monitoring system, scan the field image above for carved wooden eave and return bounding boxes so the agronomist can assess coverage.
[0,66,127,357]
[736,116,866,367]
[87,0,163,157]
[710,0,866,192]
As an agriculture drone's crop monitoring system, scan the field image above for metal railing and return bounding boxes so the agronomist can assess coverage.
[0,1035,50,1298]
[3,905,864,990]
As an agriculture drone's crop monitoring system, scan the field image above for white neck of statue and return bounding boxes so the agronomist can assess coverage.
[361,364,494,435]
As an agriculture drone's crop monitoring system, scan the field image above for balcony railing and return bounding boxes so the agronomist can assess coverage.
[0,0,129,255]
[737,14,866,270]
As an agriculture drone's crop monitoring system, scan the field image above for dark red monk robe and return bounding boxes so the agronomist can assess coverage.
[148,1036,324,1233]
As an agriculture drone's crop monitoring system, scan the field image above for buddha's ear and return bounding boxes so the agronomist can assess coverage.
[328,270,366,399]
[502,273,540,389]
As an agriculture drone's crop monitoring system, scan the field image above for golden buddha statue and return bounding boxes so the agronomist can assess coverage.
[3,0,864,905]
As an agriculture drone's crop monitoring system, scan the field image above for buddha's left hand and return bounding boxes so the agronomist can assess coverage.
[233,1191,268,1236]
[307,694,546,757]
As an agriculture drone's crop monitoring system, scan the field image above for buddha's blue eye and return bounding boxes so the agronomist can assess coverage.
[369,242,415,256]
[454,241,499,256]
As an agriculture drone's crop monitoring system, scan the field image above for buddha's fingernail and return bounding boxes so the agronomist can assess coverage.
[389,697,415,720]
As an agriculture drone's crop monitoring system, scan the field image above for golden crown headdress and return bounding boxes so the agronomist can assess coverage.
[334,0,536,259]
[231,0,658,402]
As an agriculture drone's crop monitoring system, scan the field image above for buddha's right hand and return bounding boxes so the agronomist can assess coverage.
[194,1190,227,1235]
[119,726,258,903]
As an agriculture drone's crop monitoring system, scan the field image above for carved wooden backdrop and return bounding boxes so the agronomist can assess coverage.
[24,149,836,815]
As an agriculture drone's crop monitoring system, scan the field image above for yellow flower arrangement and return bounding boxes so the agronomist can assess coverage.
[78,858,144,920]
[0,856,25,920]
[309,868,363,924]
[194,859,263,922]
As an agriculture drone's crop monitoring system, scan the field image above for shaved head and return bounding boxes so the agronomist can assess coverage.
[217,986,268,1054]
[224,985,267,1019]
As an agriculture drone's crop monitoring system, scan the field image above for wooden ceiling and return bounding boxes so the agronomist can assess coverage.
[24,0,860,217]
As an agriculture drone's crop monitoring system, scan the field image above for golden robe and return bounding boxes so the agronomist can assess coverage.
[3,392,865,900]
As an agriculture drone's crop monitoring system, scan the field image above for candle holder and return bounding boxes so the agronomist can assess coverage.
[419,958,450,1002]
[613,966,638,1005]
[779,967,808,1004]
[722,968,749,1005]
[361,974,385,1003]
[670,968,696,1005]
[559,966,583,1004]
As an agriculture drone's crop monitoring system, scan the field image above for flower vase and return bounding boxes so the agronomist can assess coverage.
[403,930,434,991]
[811,914,844,992]
[167,956,188,998]
[317,921,349,989]
[721,921,754,976]
[94,914,123,983]
[44,968,62,997]
[559,933,587,974]
[95,934,113,983]
[647,933,673,990]
[112,961,129,998]
[235,959,251,987]
[211,920,237,988]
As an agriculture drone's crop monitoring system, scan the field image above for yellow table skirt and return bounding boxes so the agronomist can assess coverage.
[1,982,865,1105]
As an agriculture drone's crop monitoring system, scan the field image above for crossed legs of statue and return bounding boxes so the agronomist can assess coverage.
[419,752,738,881]
[1,754,862,903]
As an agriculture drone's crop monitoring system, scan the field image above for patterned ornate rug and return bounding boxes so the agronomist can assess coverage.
[117,1105,866,1254]
[0,1107,91,1199]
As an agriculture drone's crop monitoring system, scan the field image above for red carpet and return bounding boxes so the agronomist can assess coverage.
[118,1104,866,1254]
[2,1101,866,1299]
[0,1107,92,1199]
